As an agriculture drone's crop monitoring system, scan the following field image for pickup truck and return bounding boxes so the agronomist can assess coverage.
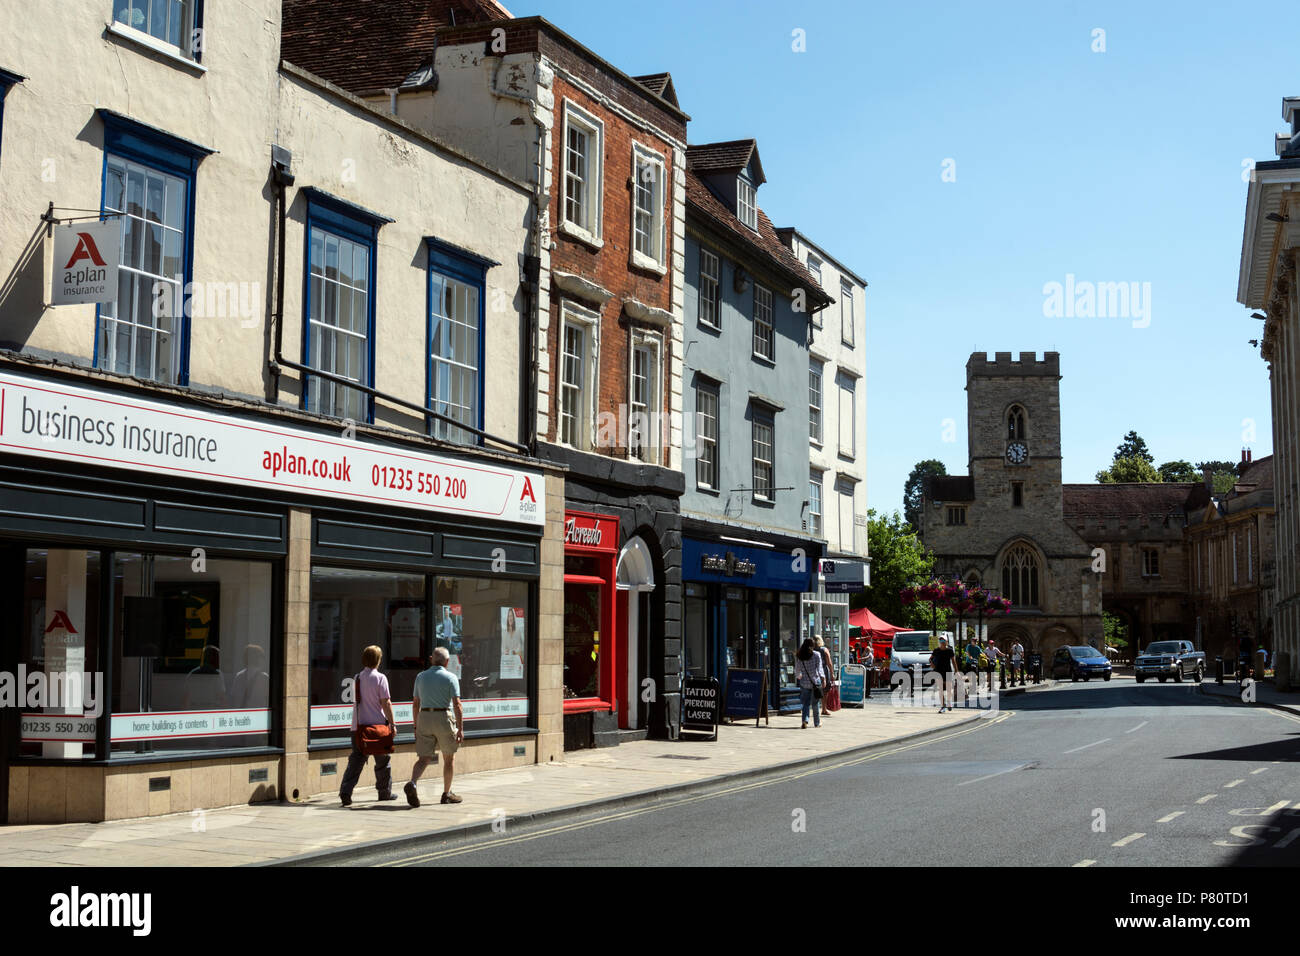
[1135,640,1206,683]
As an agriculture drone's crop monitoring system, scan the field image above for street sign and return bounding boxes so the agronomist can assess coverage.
[724,668,769,726]
[681,677,720,740]
[839,664,867,707]
[51,220,119,305]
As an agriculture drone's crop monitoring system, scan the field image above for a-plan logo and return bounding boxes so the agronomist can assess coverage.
[50,886,151,936]
[46,610,77,634]
[520,475,536,503]
[63,232,109,270]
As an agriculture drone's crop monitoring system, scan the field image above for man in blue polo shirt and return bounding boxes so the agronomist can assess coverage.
[406,647,464,807]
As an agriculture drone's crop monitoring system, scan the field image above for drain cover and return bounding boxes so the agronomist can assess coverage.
[658,754,709,760]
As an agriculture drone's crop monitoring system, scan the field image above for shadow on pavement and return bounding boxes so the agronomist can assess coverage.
[1171,732,1300,764]
[1224,807,1300,866]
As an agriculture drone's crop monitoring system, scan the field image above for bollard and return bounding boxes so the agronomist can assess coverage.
[999,660,1007,689]
[1215,656,1223,685]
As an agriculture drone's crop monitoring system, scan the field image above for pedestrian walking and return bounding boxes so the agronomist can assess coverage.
[815,637,837,715]
[929,637,956,712]
[795,638,825,729]
[1010,639,1024,682]
[984,638,1002,690]
[339,645,397,806]
[861,641,875,696]
[407,646,465,806]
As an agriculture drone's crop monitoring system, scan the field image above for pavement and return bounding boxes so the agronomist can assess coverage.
[0,686,998,867]
[1198,674,1300,716]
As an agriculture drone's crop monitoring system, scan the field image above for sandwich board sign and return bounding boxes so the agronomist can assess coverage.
[680,676,720,740]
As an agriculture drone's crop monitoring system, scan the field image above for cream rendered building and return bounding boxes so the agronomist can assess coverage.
[1238,95,1300,688]
[777,228,869,669]
[0,0,563,822]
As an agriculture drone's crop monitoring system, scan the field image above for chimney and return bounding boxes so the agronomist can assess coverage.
[1202,466,1214,493]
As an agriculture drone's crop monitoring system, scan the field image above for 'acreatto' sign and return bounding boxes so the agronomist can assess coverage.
[0,370,544,525]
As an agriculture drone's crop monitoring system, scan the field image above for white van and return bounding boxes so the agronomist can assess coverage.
[889,630,947,676]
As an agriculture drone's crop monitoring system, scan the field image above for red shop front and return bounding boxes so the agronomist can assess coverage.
[562,510,619,747]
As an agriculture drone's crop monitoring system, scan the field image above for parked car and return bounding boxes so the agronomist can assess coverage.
[1134,640,1205,683]
[1050,645,1113,682]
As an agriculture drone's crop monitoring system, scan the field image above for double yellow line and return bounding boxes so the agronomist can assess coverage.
[382,710,1013,866]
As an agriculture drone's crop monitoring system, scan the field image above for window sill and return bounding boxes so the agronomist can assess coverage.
[696,484,720,496]
[751,353,776,367]
[558,220,604,251]
[810,439,823,450]
[563,698,614,714]
[752,496,776,508]
[630,251,668,276]
[105,21,207,74]
[698,319,721,335]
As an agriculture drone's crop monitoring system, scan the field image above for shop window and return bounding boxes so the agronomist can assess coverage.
[564,567,603,701]
[309,567,425,747]
[96,112,210,385]
[683,585,708,679]
[427,239,488,445]
[112,553,273,757]
[18,550,102,760]
[434,576,531,728]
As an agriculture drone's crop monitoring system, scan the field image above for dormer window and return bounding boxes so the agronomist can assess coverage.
[736,177,757,231]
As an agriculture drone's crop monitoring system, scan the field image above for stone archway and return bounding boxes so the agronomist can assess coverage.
[991,622,1032,655]
[1038,624,1078,661]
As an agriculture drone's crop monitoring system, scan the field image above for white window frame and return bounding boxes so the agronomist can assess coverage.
[752,409,774,502]
[840,280,855,347]
[628,329,663,464]
[560,100,604,247]
[698,247,721,330]
[807,254,823,327]
[558,300,599,451]
[736,176,758,231]
[809,360,823,445]
[809,469,823,537]
[752,284,774,362]
[630,141,667,273]
[837,374,856,459]
[837,478,855,553]
[696,381,719,490]
[109,0,201,62]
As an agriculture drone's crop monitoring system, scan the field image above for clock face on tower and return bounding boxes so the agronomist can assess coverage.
[1006,442,1028,465]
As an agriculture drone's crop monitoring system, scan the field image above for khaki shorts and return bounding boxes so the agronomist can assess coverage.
[416,709,460,758]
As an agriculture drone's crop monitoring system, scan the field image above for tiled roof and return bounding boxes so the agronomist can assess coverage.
[632,72,678,108]
[1235,454,1274,491]
[926,476,975,501]
[1062,482,1200,517]
[281,0,513,95]
[686,169,828,305]
[687,140,765,184]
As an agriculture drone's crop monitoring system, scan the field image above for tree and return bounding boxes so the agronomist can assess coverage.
[1096,456,1161,483]
[1102,611,1129,652]
[1196,460,1241,495]
[1157,460,1197,483]
[902,459,946,533]
[1114,430,1154,464]
[858,509,945,630]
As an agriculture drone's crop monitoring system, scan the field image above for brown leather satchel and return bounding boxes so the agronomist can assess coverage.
[354,672,394,755]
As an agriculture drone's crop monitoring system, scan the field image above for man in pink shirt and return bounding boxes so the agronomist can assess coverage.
[340,644,397,805]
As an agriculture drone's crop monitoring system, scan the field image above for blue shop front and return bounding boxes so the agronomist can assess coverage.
[681,534,818,713]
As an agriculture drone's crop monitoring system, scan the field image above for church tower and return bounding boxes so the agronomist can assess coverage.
[923,352,1102,656]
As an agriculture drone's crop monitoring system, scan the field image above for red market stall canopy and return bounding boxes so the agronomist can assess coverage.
[849,607,905,639]
[849,607,906,662]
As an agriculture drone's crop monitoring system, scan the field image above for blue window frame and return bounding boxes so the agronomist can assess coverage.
[302,188,389,424]
[95,109,211,385]
[0,69,23,164]
[425,237,493,445]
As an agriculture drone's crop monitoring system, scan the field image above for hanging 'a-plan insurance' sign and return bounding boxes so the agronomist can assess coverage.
[50,221,120,306]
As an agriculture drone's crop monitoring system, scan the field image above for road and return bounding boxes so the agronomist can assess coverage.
[362,680,1300,866]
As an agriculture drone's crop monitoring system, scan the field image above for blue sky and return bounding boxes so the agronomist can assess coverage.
[533,0,1297,515]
